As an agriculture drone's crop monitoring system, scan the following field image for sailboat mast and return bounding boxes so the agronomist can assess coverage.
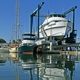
[15,0,20,42]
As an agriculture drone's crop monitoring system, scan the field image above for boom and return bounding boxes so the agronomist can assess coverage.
[62,6,77,16]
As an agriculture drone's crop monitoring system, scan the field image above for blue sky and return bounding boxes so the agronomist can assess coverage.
[0,0,80,43]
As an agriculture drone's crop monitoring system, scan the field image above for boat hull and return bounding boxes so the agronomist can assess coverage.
[39,21,72,40]
[0,48,9,53]
[18,45,36,54]
[9,47,18,53]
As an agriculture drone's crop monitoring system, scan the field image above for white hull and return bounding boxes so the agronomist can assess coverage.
[0,48,9,53]
[9,47,18,53]
[37,15,73,40]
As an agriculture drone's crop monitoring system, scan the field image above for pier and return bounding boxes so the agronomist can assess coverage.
[36,42,80,54]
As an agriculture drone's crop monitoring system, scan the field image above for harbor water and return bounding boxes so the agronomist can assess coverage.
[0,52,80,80]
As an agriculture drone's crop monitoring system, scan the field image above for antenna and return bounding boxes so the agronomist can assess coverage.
[61,0,64,13]
[48,4,49,16]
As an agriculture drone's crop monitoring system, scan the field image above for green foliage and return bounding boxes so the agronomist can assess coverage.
[9,39,22,44]
[0,38,6,43]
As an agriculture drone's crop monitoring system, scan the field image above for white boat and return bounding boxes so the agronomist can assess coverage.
[0,44,9,53]
[0,47,9,53]
[9,45,18,53]
[37,13,72,41]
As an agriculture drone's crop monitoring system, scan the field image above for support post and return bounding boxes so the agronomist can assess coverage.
[50,42,52,51]
[72,10,75,32]
[30,15,33,35]
[37,4,39,39]
[76,47,78,58]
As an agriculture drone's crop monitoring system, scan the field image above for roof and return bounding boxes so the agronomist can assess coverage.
[22,33,35,36]
[49,13,66,18]
[23,38,35,40]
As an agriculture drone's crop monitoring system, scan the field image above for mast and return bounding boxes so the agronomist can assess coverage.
[15,0,20,42]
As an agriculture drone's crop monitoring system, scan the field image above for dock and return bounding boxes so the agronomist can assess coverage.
[38,40,80,55]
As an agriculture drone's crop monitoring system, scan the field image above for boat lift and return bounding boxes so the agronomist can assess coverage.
[30,3,77,40]
[62,6,77,43]
[62,6,77,33]
[30,2,44,39]
[30,2,78,53]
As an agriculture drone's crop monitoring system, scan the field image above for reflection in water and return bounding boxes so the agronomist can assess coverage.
[19,53,37,80]
[0,52,80,80]
[8,53,20,80]
[19,53,76,80]
[9,53,19,61]
[65,61,75,80]
[0,53,9,65]
[35,55,71,80]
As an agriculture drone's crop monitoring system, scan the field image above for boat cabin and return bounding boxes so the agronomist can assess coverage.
[49,13,66,18]
[20,33,36,46]
[22,33,35,40]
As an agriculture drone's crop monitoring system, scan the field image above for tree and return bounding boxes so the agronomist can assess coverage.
[0,38,6,43]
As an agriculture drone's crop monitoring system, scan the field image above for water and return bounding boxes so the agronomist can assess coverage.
[0,52,80,80]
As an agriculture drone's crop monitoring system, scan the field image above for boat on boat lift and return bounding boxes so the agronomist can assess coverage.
[38,13,72,41]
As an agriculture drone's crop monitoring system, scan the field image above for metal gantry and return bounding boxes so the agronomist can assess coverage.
[30,3,77,40]
[30,2,44,39]
[62,6,77,33]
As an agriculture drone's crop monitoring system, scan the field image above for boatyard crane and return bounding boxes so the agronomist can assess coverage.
[63,6,77,32]
[62,6,77,43]
[62,6,77,16]
[30,2,77,43]
[30,2,44,39]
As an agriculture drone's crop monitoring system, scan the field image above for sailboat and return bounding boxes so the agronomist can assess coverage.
[9,0,20,53]
[9,44,18,53]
